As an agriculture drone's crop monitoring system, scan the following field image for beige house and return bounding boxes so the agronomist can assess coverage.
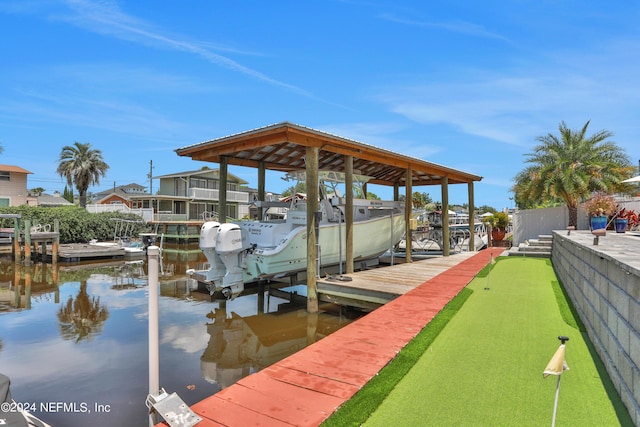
[128,167,250,221]
[0,165,33,207]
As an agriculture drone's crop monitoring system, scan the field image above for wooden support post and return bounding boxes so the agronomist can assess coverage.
[53,219,60,265]
[257,161,266,221]
[306,312,318,346]
[306,146,319,314]
[24,219,32,265]
[219,156,228,224]
[441,176,450,256]
[468,182,475,251]
[405,168,412,263]
[345,155,354,274]
[13,217,20,263]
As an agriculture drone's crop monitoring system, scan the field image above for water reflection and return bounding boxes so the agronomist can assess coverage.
[58,280,110,342]
[0,245,361,427]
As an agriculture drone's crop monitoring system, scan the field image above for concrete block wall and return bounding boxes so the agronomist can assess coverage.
[552,231,640,425]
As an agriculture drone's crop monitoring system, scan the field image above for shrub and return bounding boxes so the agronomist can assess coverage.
[583,192,617,217]
[483,211,509,230]
[0,206,149,244]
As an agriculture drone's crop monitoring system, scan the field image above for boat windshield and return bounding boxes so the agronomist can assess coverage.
[282,170,372,185]
[282,170,372,199]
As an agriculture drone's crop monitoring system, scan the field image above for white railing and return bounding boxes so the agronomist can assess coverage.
[86,203,154,222]
[154,212,188,222]
[189,187,249,203]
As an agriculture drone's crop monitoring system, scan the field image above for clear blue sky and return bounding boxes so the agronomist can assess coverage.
[1,1,639,210]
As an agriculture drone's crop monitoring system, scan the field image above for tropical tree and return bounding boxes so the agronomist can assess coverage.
[512,120,632,227]
[411,191,433,209]
[63,185,74,203]
[57,142,109,208]
[29,187,46,196]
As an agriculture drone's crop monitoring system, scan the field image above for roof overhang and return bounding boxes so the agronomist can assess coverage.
[175,122,482,187]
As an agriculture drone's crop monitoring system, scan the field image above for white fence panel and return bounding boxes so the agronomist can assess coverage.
[85,204,154,222]
[512,197,640,246]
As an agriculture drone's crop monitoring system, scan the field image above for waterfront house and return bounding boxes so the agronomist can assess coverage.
[128,167,250,221]
[94,183,149,208]
[0,164,33,207]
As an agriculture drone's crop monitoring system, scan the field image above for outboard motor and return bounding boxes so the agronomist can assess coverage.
[199,221,226,289]
[215,223,252,299]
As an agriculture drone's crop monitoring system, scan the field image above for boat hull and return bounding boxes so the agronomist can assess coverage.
[243,214,405,280]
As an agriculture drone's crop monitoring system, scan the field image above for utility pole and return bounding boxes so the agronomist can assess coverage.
[148,160,153,194]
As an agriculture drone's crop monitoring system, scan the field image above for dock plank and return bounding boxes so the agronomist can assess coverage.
[317,251,478,304]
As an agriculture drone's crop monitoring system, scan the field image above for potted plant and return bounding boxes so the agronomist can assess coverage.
[615,207,639,233]
[583,192,617,230]
[484,211,510,241]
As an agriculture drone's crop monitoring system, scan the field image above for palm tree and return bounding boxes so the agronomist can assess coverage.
[57,142,109,208]
[512,120,632,227]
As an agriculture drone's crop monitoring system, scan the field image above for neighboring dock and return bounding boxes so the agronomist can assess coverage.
[154,248,504,427]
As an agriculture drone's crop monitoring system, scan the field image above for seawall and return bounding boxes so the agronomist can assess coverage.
[552,230,640,425]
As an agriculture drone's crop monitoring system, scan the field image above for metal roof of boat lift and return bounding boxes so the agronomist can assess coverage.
[175,122,483,187]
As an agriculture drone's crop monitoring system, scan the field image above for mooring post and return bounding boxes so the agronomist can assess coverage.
[53,219,60,265]
[12,217,20,264]
[23,219,31,265]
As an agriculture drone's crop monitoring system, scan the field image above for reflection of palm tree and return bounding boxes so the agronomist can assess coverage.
[57,281,109,342]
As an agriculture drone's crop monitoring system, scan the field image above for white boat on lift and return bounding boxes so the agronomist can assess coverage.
[193,171,405,299]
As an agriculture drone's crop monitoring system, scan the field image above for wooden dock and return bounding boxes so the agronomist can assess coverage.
[317,252,479,309]
[156,248,504,427]
[53,243,127,262]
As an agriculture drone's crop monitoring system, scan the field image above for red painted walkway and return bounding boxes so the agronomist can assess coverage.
[156,248,504,427]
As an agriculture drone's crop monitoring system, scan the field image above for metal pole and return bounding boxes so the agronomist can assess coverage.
[390,209,395,266]
[551,374,561,427]
[338,210,343,275]
[148,246,160,427]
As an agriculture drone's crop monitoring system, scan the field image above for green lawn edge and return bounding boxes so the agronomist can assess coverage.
[321,287,474,427]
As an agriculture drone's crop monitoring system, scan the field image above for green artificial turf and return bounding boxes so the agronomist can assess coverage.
[323,257,633,427]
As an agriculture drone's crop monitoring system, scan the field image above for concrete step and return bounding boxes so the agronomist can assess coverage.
[517,245,551,252]
[527,239,552,247]
[508,249,551,258]
[508,233,553,258]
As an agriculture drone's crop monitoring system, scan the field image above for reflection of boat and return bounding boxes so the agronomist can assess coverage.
[398,210,487,253]
[200,302,352,389]
[1,373,53,427]
[194,171,405,299]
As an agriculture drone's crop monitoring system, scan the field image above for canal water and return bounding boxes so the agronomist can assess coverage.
[0,248,361,426]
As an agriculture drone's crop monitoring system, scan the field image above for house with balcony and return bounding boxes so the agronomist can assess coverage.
[129,167,250,222]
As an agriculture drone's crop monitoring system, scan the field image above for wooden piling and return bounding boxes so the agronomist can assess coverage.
[24,219,32,264]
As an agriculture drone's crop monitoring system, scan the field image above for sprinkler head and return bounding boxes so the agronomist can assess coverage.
[558,336,569,344]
